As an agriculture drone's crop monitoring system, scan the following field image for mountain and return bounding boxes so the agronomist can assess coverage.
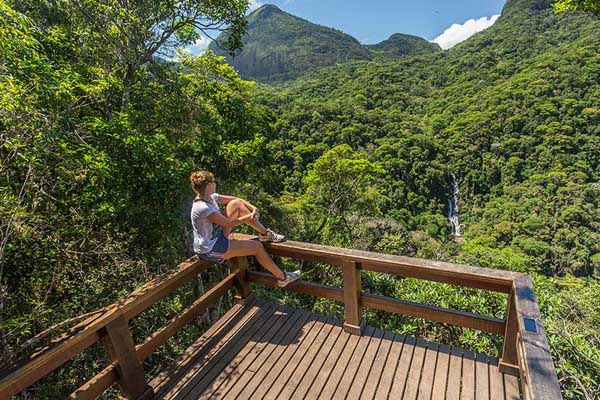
[209,4,371,81]
[365,33,441,61]
[209,4,439,82]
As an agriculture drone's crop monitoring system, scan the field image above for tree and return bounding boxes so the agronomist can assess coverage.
[13,0,251,109]
[554,0,600,16]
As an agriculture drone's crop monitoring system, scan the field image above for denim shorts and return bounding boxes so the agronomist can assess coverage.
[197,231,229,264]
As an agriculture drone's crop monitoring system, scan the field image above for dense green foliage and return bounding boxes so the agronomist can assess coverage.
[1,0,599,398]
[555,0,600,15]
[249,0,600,397]
[210,4,440,82]
[365,33,441,61]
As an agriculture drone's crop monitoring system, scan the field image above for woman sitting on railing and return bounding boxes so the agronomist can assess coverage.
[190,171,301,287]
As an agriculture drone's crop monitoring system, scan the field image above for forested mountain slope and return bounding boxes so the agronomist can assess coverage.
[209,4,439,81]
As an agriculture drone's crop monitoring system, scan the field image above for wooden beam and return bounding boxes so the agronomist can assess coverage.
[68,363,118,400]
[246,271,343,301]
[232,234,521,293]
[135,273,236,360]
[342,261,362,335]
[100,316,152,399]
[361,293,506,335]
[512,276,561,400]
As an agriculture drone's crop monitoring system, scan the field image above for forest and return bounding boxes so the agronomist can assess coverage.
[1,0,599,398]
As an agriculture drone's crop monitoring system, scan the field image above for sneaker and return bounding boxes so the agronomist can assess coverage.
[259,228,286,243]
[277,270,301,287]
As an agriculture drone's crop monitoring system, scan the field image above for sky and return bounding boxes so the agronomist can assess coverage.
[185,0,507,55]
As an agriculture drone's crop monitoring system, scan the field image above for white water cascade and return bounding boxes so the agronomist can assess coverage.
[447,174,462,238]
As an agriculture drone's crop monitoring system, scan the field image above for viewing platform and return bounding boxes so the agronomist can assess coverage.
[0,235,562,399]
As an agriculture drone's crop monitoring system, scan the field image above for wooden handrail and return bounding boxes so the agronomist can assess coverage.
[0,256,246,400]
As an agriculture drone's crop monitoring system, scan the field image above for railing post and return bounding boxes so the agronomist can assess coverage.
[499,287,520,376]
[230,256,252,304]
[342,260,363,335]
[100,316,153,400]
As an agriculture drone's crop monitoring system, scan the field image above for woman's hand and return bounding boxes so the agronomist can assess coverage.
[250,208,259,220]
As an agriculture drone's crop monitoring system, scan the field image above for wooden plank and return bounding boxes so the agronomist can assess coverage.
[262,316,330,400]
[362,293,505,335]
[239,314,326,399]
[100,316,151,399]
[342,261,363,334]
[475,353,489,400]
[303,327,352,399]
[291,321,344,399]
[417,341,439,400]
[332,326,377,399]
[193,305,297,399]
[170,303,279,400]
[361,330,394,399]
[504,374,521,400]
[403,338,428,400]
[149,300,253,395]
[157,301,268,399]
[201,306,303,398]
[135,273,236,360]
[0,256,208,399]
[513,276,561,400]
[220,309,313,399]
[247,271,344,301]
[445,346,463,400]
[389,335,416,398]
[317,324,363,399]
[489,358,505,400]
[68,363,118,400]
[461,350,476,400]
[431,344,451,400]
[233,234,520,292]
[374,334,406,400]
[346,328,385,399]
[275,318,336,399]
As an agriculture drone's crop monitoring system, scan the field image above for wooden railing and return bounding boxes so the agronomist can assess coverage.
[0,257,248,399]
[232,234,562,400]
[0,236,562,399]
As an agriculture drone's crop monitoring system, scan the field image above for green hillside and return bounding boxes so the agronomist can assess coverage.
[365,33,441,61]
[209,4,371,81]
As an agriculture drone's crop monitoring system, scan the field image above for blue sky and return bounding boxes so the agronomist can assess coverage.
[263,0,506,44]
[185,0,507,55]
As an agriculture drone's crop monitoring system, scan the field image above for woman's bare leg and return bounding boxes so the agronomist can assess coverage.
[223,198,268,237]
[223,239,286,280]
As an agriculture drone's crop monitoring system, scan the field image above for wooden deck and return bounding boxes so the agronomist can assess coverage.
[149,298,521,400]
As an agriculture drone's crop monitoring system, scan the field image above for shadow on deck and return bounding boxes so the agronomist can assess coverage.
[150,298,520,400]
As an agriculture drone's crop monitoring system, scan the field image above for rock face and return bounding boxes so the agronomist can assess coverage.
[209,4,438,82]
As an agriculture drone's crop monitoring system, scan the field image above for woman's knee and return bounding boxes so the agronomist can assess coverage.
[226,198,245,214]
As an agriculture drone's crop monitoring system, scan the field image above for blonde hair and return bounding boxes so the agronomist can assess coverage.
[190,171,215,196]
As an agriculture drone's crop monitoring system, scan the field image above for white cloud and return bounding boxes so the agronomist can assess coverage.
[184,35,213,56]
[432,15,500,50]
[248,0,263,12]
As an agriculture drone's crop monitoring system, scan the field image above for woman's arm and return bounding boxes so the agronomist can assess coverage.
[207,210,254,228]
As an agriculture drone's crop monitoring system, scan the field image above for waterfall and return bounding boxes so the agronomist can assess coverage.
[447,174,462,238]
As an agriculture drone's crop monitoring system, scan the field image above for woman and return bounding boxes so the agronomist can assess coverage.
[190,171,301,287]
